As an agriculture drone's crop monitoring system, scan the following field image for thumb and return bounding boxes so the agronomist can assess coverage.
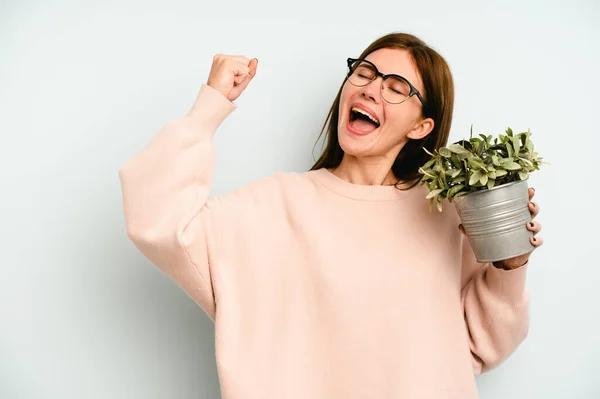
[233,58,258,93]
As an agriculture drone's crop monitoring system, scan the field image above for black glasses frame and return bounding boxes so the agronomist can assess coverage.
[346,58,427,108]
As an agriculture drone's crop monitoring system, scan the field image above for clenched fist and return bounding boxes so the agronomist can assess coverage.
[207,55,258,102]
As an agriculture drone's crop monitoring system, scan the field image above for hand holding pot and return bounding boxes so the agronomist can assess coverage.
[459,187,543,270]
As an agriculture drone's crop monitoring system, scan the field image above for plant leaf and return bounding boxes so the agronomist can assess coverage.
[423,147,435,156]
[512,134,520,154]
[448,143,469,154]
[487,178,495,190]
[518,172,528,180]
[495,169,507,177]
[518,157,533,167]
[506,142,514,158]
[505,162,522,170]
[422,158,436,170]
[480,174,488,186]
[419,168,437,178]
[448,184,465,197]
[426,188,444,199]
[438,147,452,157]
[469,170,483,186]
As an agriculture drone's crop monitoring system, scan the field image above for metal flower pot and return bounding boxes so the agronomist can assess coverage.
[453,179,534,263]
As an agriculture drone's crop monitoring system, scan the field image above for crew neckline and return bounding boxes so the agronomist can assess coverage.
[310,168,416,202]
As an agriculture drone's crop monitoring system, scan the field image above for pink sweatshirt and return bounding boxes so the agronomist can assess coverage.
[119,84,530,399]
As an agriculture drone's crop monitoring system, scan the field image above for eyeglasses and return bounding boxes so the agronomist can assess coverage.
[346,58,427,108]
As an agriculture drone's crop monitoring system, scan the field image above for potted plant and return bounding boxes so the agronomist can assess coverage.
[418,127,543,262]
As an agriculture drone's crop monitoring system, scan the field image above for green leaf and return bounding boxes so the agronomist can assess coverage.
[468,157,484,169]
[487,178,495,190]
[448,184,465,197]
[453,191,469,199]
[518,172,528,180]
[495,169,507,177]
[422,158,436,170]
[436,196,443,212]
[438,147,452,157]
[469,170,483,186]
[518,157,533,167]
[506,142,514,158]
[492,155,500,166]
[512,134,520,154]
[450,154,461,168]
[448,143,469,154]
[419,168,437,178]
[526,137,534,153]
[426,188,444,199]
[488,170,497,179]
[451,169,461,178]
[505,162,522,170]
[423,147,435,156]
[480,174,488,186]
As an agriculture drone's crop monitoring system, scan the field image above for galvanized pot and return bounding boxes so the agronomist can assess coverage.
[453,179,534,263]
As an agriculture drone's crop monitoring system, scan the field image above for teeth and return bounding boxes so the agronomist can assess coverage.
[351,107,380,125]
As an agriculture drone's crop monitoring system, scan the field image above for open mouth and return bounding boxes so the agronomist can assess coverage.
[349,107,380,133]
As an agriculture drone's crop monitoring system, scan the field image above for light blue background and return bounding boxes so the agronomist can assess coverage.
[1,0,598,397]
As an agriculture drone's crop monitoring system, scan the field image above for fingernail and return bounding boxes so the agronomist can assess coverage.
[532,187,535,193]
[533,237,537,242]
[529,222,534,228]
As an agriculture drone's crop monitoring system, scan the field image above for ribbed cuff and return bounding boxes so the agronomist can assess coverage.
[485,262,528,305]
[185,84,237,134]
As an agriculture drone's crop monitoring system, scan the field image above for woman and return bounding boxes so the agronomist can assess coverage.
[119,32,543,398]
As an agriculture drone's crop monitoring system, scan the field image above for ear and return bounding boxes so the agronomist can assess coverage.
[407,118,435,140]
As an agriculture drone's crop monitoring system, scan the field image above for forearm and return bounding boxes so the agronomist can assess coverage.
[462,263,530,374]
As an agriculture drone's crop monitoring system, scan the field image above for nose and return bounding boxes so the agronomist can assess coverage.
[360,77,382,103]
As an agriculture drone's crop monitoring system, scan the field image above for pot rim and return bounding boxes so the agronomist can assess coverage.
[454,177,529,201]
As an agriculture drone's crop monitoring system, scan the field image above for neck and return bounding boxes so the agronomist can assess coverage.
[331,155,398,186]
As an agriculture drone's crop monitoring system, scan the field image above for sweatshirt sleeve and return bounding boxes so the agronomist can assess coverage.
[460,237,530,375]
[118,84,236,321]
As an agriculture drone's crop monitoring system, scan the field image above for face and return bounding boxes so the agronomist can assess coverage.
[337,48,434,162]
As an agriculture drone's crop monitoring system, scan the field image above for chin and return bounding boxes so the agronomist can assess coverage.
[337,123,380,156]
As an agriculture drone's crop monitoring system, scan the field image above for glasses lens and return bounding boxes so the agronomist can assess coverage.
[348,60,376,87]
[348,60,413,104]
[382,76,411,104]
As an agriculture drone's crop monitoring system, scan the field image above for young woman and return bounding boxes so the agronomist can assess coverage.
[119,32,543,399]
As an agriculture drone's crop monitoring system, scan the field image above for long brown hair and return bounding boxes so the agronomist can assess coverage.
[310,32,454,189]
